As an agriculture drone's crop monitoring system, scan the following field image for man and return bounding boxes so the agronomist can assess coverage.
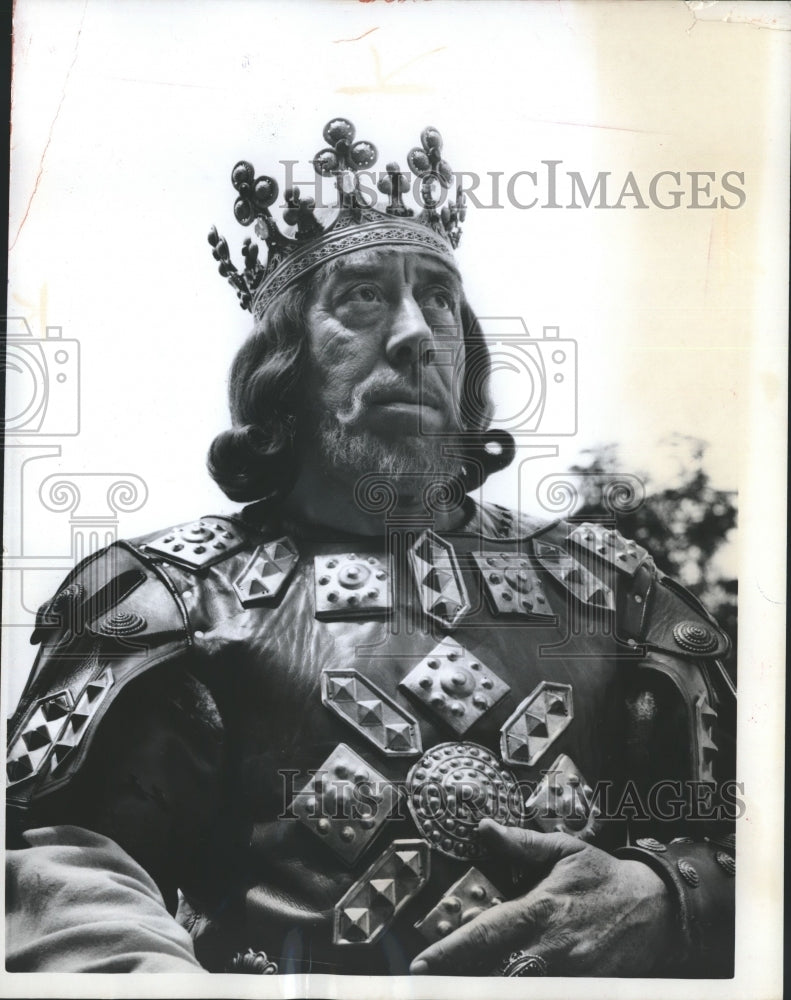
[6,118,735,977]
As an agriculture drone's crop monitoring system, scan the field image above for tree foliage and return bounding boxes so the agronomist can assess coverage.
[567,435,737,675]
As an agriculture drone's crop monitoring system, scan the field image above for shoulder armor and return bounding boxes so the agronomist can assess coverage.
[536,519,730,661]
[130,513,299,614]
[7,543,190,812]
[133,514,258,572]
[640,573,731,661]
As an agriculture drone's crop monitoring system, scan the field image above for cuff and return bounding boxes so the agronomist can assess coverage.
[615,833,735,977]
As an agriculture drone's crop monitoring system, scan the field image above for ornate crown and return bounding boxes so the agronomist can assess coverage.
[208,118,467,319]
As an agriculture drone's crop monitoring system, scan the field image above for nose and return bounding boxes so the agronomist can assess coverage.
[385,290,433,370]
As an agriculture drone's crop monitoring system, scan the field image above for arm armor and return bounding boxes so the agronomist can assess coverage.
[6,541,195,832]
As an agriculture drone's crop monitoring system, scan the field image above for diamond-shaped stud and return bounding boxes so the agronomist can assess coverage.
[567,523,649,578]
[321,670,422,758]
[233,537,298,607]
[314,553,392,620]
[500,682,573,767]
[7,670,114,789]
[408,531,470,630]
[523,752,599,839]
[694,693,718,782]
[399,638,509,735]
[333,839,430,946]
[533,540,615,611]
[292,743,398,864]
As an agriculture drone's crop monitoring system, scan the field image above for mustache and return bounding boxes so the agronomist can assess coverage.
[357,376,445,413]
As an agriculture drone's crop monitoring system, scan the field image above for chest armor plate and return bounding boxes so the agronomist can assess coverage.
[181,521,641,974]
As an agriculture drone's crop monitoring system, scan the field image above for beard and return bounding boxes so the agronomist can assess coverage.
[299,366,472,514]
[313,410,465,478]
[306,408,469,516]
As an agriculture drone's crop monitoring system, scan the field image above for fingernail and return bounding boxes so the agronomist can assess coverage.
[410,959,429,975]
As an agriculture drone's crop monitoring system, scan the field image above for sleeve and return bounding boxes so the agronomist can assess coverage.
[6,826,203,972]
[6,543,227,971]
[614,553,737,976]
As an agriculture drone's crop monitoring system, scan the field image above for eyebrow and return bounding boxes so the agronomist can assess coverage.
[322,255,461,294]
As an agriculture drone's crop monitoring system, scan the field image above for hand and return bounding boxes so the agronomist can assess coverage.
[410,819,675,977]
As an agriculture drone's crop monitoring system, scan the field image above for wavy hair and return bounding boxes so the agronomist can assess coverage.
[208,269,495,504]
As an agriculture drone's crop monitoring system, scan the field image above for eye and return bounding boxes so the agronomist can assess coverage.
[343,283,383,304]
[420,287,456,312]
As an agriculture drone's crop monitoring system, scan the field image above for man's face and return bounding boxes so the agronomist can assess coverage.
[303,246,466,479]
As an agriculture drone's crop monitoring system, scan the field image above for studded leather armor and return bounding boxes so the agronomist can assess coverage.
[6,500,736,976]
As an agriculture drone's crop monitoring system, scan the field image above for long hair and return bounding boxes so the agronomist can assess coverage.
[208,274,495,504]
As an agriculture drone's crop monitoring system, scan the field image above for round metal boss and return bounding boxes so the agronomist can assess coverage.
[98,610,147,636]
[406,742,523,860]
[180,523,216,545]
[673,620,718,653]
[715,851,735,876]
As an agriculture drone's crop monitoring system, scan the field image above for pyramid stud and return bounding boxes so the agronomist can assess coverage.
[500,682,574,767]
[321,670,421,758]
[333,840,430,945]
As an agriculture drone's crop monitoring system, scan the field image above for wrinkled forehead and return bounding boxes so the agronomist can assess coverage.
[314,245,463,291]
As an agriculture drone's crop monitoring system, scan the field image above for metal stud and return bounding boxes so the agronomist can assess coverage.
[292,743,398,864]
[406,742,523,861]
[414,867,505,943]
[694,693,718,783]
[532,540,615,611]
[408,530,470,629]
[226,948,278,974]
[500,682,573,767]
[400,638,509,736]
[673,620,718,654]
[524,753,599,840]
[333,839,430,946]
[314,553,392,620]
[714,851,735,876]
[567,522,648,577]
[6,668,114,787]
[472,552,554,619]
[233,537,298,608]
[677,858,700,887]
[97,610,147,637]
[635,837,666,852]
[321,669,422,757]
[144,519,246,569]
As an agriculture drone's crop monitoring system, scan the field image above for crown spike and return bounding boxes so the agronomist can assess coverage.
[283,187,324,241]
[210,118,464,316]
[313,117,378,208]
[378,162,414,218]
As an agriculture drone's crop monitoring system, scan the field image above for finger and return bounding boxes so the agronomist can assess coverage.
[410,894,547,976]
[477,818,586,867]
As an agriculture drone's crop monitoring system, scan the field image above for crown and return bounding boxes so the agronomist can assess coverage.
[208,118,467,319]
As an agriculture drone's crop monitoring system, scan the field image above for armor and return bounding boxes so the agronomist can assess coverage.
[6,499,736,976]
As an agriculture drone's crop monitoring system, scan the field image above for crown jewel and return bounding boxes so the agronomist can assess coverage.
[208,118,467,318]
